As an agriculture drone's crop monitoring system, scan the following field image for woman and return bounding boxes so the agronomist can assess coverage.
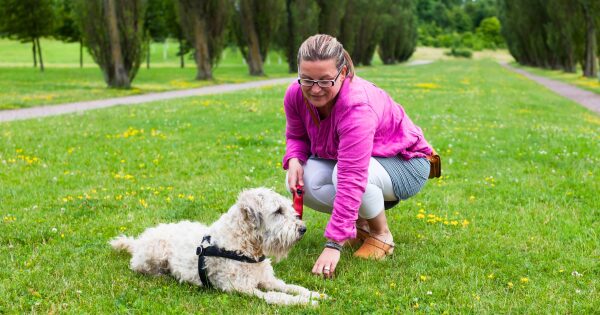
[283,34,439,279]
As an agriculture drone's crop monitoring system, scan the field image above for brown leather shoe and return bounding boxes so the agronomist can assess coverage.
[353,236,394,260]
[345,227,370,248]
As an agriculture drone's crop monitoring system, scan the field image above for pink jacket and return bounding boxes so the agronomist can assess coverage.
[283,75,433,242]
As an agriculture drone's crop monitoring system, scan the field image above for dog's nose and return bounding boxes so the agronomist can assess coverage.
[298,226,307,235]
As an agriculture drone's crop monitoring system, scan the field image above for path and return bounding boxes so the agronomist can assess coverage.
[0,77,294,123]
[501,62,600,115]
[1,60,442,123]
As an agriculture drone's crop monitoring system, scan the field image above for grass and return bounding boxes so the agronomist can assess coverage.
[1,57,599,313]
[511,62,600,95]
[0,38,291,110]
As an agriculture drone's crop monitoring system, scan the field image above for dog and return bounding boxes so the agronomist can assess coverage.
[110,187,327,306]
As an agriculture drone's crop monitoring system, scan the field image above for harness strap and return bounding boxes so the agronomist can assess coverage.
[197,235,266,288]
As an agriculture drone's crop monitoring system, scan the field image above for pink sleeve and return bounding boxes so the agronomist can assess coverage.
[324,103,378,242]
[282,86,310,170]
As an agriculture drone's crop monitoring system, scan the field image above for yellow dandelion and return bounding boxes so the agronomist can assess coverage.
[462,219,470,227]
[187,195,195,201]
[520,277,529,283]
[416,213,425,219]
[139,199,148,208]
[507,282,514,288]
[487,273,495,279]
[419,275,429,281]
[415,83,441,89]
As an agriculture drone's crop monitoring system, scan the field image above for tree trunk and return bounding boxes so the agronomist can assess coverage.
[32,40,38,68]
[36,37,44,72]
[179,37,185,68]
[80,39,83,68]
[582,1,598,78]
[147,38,150,69]
[193,16,212,80]
[105,0,130,87]
[285,0,296,73]
[240,0,264,76]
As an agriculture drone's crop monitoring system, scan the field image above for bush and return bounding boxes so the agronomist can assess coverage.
[445,47,472,58]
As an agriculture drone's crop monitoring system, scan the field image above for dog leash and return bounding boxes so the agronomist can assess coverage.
[197,235,266,288]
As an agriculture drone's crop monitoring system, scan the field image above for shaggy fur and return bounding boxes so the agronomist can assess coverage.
[110,187,327,306]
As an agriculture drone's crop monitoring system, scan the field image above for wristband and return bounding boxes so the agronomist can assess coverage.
[325,240,343,252]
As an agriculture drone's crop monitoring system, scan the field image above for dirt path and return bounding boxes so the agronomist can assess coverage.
[501,62,600,115]
[0,77,294,123]
[1,60,441,123]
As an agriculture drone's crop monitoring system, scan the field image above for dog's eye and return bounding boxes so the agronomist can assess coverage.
[275,207,284,215]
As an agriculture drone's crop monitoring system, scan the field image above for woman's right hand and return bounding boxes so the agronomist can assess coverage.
[287,158,304,192]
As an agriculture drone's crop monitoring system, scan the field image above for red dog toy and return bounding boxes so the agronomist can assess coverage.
[292,185,304,219]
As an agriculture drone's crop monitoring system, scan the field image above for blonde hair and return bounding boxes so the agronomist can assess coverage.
[297,34,355,77]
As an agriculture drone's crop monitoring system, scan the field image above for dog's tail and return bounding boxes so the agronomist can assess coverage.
[109,235,136,254]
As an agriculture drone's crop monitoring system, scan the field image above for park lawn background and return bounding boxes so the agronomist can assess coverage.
[1,59,599,313]
[0,38,291,110]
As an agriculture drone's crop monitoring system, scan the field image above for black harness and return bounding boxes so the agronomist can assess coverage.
[196,235,266,288]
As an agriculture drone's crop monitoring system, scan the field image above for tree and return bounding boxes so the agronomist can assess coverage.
[280,0,320,73]
[378,0,417,64]
[475,17,503,49]
[144,0,171,69]
[231,0,284,76]
[74,0,147,88]
[464,0,496,32]
[340,0,385,66]
[54,0,84,68]
[448,6,472,33]
[580,0,598,78]
[163,0,189,68]
[176,0,231,80]
[317,0,347,37]
[499,0,590,73]
[0,0,55,71]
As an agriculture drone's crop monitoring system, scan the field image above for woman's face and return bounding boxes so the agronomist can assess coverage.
[298,59,346,109]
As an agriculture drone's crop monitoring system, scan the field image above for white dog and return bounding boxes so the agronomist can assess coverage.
[110,187,326,306]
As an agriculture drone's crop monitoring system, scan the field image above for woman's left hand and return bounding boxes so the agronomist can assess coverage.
[312,246,341,279]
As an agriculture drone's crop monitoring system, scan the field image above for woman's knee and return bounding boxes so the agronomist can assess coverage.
[358,183,385,219]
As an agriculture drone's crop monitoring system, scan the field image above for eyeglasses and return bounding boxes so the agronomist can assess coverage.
[297,63,345,88]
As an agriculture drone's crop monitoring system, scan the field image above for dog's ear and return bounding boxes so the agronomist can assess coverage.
[241,205,263,228]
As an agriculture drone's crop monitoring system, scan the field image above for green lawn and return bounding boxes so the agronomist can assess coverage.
[0,38,292,110]
[512,62,600,95]
[1,59,598,313]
